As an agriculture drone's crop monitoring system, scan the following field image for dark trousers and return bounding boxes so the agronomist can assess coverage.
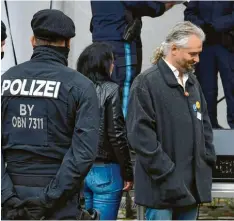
[195,44,234,128]
[2,185,80,220]
[96,40,142,118]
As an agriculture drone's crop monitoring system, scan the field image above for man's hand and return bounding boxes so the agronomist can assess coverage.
[164,2,176,11]
[3,196,31,220]
[159,171,187,203]
[15,197,48,220]
[123,181,133,191]
[77,208,100,220]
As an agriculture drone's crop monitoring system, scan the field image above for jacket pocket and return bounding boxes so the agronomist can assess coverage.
[159,170,187,203]
[92,166,113,187]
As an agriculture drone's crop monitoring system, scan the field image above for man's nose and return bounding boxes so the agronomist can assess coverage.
[194,55,199,63]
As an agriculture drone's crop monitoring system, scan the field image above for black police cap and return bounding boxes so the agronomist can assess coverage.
[1,21,7,41]
[31,9,75,40]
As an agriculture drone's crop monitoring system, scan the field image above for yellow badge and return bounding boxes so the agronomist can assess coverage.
[196,101,200,109]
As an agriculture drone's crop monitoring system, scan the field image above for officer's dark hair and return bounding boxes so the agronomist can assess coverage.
[34,37,69,47]
[77,42,114,83]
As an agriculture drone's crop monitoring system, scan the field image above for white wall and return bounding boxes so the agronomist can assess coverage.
[1,1,228,128]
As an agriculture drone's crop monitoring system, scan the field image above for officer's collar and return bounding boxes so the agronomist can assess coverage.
[157,58,195,87]
[31,45,69,66]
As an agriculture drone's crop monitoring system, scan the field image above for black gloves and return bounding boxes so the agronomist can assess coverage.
[3,197,30,220]
[8,194,100,220]
[14,197,101,220]
[77,208,100,220]
[14,196,52,220]
[87,208,100,220]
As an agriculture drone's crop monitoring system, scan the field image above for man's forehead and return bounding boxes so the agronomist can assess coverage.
[185,45,203,53]
[1,40,5,46]
[184,36,203,52]
[187,35,202,45]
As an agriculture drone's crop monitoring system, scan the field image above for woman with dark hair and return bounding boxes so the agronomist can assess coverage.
[77,42,133,220]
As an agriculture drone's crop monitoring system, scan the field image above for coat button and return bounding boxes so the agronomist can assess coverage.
[184,91,189,97]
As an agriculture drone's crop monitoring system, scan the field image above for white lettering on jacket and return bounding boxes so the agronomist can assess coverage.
[2,79,61,98]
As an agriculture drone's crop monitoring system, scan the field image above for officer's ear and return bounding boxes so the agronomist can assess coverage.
[65,39,71,49]
[31,36,36,48]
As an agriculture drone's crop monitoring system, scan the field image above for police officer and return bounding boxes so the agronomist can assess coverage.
[1,20,7,59]
[1,9,100,220]
[1,18,28,221]
[184,1,234,129]
[90,1,176,117]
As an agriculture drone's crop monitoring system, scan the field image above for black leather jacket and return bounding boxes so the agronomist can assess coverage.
[95,80,133,181]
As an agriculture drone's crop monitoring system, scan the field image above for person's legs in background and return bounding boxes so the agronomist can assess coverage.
[173,204,198,220]
[216,45,234,129]
[105,41,138,118]
[145,208,172,220]
[195,45,220,128]
[110,41,140,216]
[136,43,142,76]
[145,204,198,220]
[84,163,123,220]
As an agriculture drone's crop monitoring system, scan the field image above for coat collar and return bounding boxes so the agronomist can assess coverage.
[31,46,69,66]
[157,58,195,87]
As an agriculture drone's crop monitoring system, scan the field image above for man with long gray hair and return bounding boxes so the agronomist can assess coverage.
[126,21,216,220]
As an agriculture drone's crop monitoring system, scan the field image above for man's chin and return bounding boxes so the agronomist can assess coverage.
[187,67,195,73]
[184,64,195,73]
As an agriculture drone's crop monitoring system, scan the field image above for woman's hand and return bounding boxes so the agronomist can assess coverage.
[123,181,133,191]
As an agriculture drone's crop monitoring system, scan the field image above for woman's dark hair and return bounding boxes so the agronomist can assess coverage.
[77,42,114,83]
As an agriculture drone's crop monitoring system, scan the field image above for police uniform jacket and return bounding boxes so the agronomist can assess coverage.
[184,1,234,45]
[184,1,234,32]
[1,46,100,204]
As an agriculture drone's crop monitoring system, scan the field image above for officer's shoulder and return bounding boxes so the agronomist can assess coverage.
[1,61,31,79]
[58,66,93,89]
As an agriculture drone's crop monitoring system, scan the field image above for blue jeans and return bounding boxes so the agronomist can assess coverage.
[145,205,198,220]
[84,163,124,220]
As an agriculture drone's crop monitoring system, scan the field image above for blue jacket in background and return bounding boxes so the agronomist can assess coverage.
[90,1,166,41]
[184,1,234,32]
[184,1,234,129]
